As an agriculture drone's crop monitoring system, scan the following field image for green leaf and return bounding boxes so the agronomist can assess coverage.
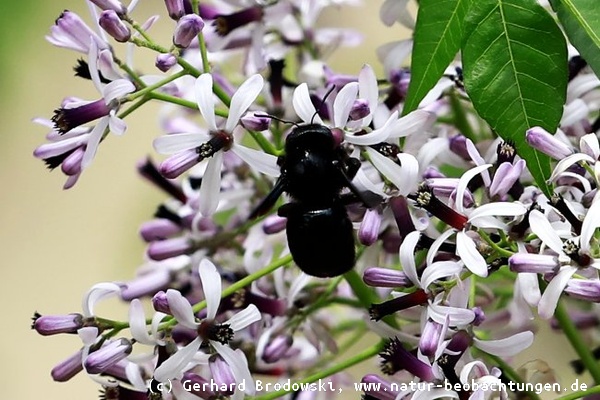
[550,0,600,78]
[403,0,472,114]
[462,0,568,197]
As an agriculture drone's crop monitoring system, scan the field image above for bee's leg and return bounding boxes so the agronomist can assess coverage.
[248,174,287,220]
[334,158,382,209]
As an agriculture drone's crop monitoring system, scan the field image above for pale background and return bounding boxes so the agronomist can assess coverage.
[0,1,581,399]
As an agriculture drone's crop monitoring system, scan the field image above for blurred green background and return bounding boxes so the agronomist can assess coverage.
[0,1,581,399]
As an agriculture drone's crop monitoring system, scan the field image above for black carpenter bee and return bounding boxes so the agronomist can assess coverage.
[250,118,378,278]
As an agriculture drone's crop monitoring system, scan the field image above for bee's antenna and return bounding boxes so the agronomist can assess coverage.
[310,85,336,124]
[254,113,299,127]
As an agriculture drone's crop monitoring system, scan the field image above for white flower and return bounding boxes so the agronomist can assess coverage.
[153,259,260,399]
[154,73,279,216]
[529,203,600,319]
[82,39,136,167]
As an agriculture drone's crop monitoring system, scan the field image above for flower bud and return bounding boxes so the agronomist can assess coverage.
[565,279,600,302]
[240,112,271,131]
[419,320,442,357]
[181,372,217,399]
[32,312,84,336]
[508,253,559,274]
[147,237,192,261]
[89,0,127,15]
[360,374,396,400]
[99,10,131,42]
[349,99,370,120]
[120,269,172,301]
[173,14,205,48]
[152,291,171,314]
[262,215,287,234]
[165,0,185,20]
[159,149,200,179]
[51,349,84,382]
[358,208,381,246]
[362,267,411,288]
[526,126,573,160]
[84,338,132,374]
[156,53,178,72]
[489,160,525,198]
[61,147,85,176]
[449,134,469,160]
[209,355,236,395]
[262,335,293,363]
[140,219,182,242]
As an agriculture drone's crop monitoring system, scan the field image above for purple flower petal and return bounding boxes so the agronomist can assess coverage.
[225,304,261,332]
[344,110,397,145]
[399,231,420,287]
[580,197,600,253]
[198,259,222,320]
[358,64,378,126]
[428,302,475,326]
[474,331,534,356]
[455,164,492,214]
[81,117,109,168]
[421,261,463,290]
[292,83,322,124]
[199,151,223,216]
[195,74,217,131]
[538,266,578,319]
[468,202,527,228]
[103,79,135,103]
[129,299,155,345]
[166,289,198,329]
[108,114,127,136]
[153,133,208,154]
[529,210,565,256]
[231,144,280,177]
[333,82,358,127]
[82,282,121,317]
[456,231,488,277]
[154,337,201,381]
[465,139,491,186]
[386,109,435,139]
[226,74,264,132]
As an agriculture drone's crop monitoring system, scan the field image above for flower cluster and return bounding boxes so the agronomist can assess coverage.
[32,1,600,400]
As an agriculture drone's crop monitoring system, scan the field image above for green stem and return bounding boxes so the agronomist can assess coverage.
[148,92,226,117]
[556,384,600,400]
[118,97,150,119]
[248,130,280,156]
[343,269,399,329]
[197,33,210,73]
[448,90,476,141]
[189,0,209,72]
[191,0,200,13]
[119,62,146,88]
[554,297,600,384]
[478,230,514,258]
[192,254,292,312]
[147,92,197,109]
[128,18,155,44]
[250,341,385,400]
[127,70,188,101]
[343,269,377,308]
